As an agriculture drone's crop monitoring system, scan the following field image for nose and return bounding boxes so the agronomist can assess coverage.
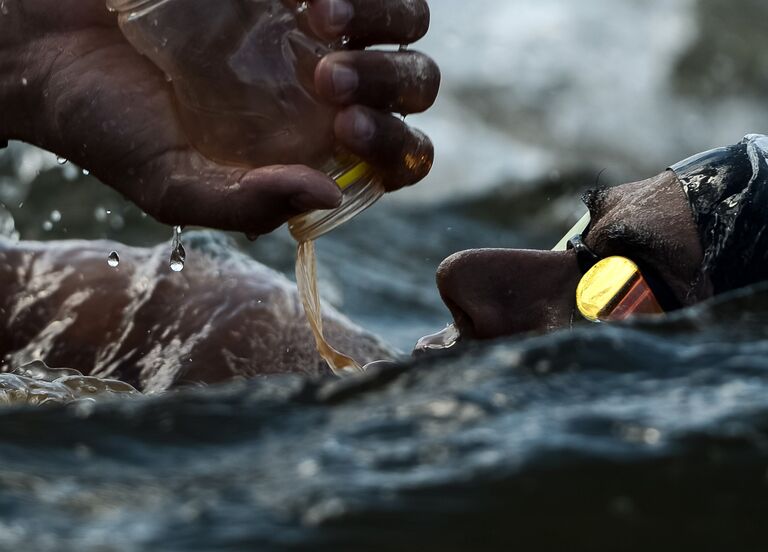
[436,248,582,339]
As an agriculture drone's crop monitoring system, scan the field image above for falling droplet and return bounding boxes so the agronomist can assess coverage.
[20,77,27,86]
[107,251,120,268]
[296,0,309,13]
[42,220,53,232]
[82,168,90,176]
[169,225,186,272]
[56,156,68,165]
[340,35,351,47]
[49,210,61,223]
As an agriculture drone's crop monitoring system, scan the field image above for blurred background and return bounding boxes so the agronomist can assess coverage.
[2,0,768,350]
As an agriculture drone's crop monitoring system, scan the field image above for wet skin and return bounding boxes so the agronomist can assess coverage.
[436,171,712,340]
[0,174,710,387]
[0,238,391,392]
[0,0,439,237]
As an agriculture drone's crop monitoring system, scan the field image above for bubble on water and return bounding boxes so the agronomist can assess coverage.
[56,156,68,165]
[49,210,61,223]
[107,251,120,268]
[170,225,186,272]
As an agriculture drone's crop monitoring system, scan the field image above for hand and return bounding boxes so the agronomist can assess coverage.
[3,0,439,237]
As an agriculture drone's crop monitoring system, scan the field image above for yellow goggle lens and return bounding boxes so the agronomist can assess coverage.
[576,256,663,322]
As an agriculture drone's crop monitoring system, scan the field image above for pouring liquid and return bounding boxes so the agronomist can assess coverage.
[295,240,362,375]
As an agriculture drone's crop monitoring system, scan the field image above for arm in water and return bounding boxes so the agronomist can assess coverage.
[0,0,440,237]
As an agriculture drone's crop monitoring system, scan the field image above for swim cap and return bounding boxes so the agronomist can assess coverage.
[671,134,768,294]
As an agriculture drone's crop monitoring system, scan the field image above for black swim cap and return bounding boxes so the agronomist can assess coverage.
[671,134,768,294]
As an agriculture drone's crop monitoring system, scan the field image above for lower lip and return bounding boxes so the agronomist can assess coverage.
[413,324,461,355]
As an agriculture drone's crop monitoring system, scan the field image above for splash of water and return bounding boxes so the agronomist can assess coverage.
[413,324,460,355]
[0,360,141,407]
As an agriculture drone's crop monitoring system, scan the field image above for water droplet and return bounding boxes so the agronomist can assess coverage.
[20,77,27,86]
[399,44,408,52]
[107,251,120,268]
[0,1,8,15]
[49,210,61,223]
[82,168,90,176]
[413,324,460,355]
[169,225,186,272]
[340,35,351,47]
[296,0,309,13]
[42,220,53,232]
[56,156,68,165]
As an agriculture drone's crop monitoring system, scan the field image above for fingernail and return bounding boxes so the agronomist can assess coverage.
[352,110,376,142]
[325,0,354,32]
[331,63,358,99]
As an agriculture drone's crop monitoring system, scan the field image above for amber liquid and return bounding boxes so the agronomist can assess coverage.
[295,241,362,375]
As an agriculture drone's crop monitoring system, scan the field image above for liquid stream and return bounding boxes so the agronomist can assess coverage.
[295,240,363,376]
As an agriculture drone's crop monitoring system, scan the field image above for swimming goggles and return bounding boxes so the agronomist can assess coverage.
[553,213,678,322]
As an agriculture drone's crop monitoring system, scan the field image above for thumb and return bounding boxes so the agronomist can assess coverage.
[131,150,343,236]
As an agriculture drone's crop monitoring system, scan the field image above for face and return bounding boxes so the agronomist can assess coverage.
[436,171,712,340]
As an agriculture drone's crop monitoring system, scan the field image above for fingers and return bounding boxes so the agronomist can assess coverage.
[334,106,433,192]
[135,151,342,236]
[306,0,430,45]
[315,50,440,114]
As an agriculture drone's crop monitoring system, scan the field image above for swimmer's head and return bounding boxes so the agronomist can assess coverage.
[431,135,768,344]
[673,134,768,295]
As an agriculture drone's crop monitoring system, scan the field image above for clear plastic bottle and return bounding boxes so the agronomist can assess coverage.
[106,0,384,241]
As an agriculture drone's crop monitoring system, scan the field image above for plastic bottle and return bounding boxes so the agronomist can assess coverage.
[106,0,384,240]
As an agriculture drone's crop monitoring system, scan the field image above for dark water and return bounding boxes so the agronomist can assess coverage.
[2,0,768,548]
[1,286,768,550]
